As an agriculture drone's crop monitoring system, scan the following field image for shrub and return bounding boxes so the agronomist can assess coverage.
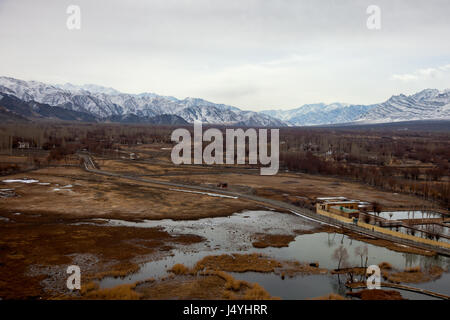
[168,263,190,275]
[379,262,392,270]
[404,266,421,273]
[243,283,275,300]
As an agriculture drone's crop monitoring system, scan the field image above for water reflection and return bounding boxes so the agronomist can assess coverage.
[96,210,450,299]
[371,210,444,220]
[264,232,449,271]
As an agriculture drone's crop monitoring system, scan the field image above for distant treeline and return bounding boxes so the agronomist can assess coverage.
[0,122,449,207]
[279,127,450,208]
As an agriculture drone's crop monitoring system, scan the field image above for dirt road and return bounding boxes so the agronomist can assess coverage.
[79,154,450,256]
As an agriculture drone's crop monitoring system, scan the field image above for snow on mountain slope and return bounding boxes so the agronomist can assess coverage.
[0,76,285,126]
[356,89,450,123]
[262,103,375,126]
[262,89,450,126]
[2,76,449,126]
[56,83,122,95]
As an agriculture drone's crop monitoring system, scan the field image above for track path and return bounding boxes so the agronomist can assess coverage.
[79,154,450,256]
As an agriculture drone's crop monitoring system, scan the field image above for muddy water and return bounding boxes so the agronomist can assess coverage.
[231,272,352,300]
[96,210,450,299]
[372,210,445,220]
[229,272,440,300]
[415,224,450,237]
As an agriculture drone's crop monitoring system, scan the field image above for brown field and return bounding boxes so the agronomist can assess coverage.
[0,166,257,220]
[252,234,296,248]
[0,153,445,299]
[382,265,444,283]
[131,272,278,300]
[0,216,203,299]
[0,132,448,300]
[150,170,435,209]
[346,289,405,300]
[309,293,346,300]
[177,253,328,277]
[193,253,282,273]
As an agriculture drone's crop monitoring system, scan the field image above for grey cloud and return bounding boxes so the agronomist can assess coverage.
[0,0,449,110]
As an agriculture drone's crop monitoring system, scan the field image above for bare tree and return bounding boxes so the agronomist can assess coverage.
[372,201,382,216]
[333,245,349,270]
[354,245,368,267]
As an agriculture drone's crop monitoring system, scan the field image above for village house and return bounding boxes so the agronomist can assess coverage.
[316,197,360,219]
[18,141,30,149]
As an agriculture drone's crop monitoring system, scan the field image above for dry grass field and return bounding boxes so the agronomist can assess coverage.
[0,166,257,220]
[0,141,448,300]
[96,148,435,210]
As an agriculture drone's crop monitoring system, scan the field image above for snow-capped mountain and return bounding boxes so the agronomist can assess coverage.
[355,89,450,123]
[262,89,450,126]
[262,103,376,126]
[0,76,285,126]
[55,83,122,96]
[1,76,449,126]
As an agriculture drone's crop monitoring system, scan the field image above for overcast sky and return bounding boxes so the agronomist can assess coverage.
[1,0,449,110]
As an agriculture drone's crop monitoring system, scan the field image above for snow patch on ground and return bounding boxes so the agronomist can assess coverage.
[2,179,39,184]
[52,184,74,192]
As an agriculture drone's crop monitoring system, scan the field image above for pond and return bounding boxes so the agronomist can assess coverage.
[372,210,445,221]
[95,210,450,299]
[414,224,450,237]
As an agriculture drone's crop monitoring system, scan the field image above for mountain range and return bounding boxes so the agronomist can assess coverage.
[0,76,449,126]
[0,76,284,126]
[261,103,377,126]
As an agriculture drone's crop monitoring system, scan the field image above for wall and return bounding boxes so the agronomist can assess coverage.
[316,208,450,249]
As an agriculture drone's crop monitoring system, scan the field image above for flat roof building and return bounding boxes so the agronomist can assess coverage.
[316,197,360,219]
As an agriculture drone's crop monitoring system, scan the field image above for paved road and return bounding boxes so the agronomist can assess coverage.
[79,154,450,256]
